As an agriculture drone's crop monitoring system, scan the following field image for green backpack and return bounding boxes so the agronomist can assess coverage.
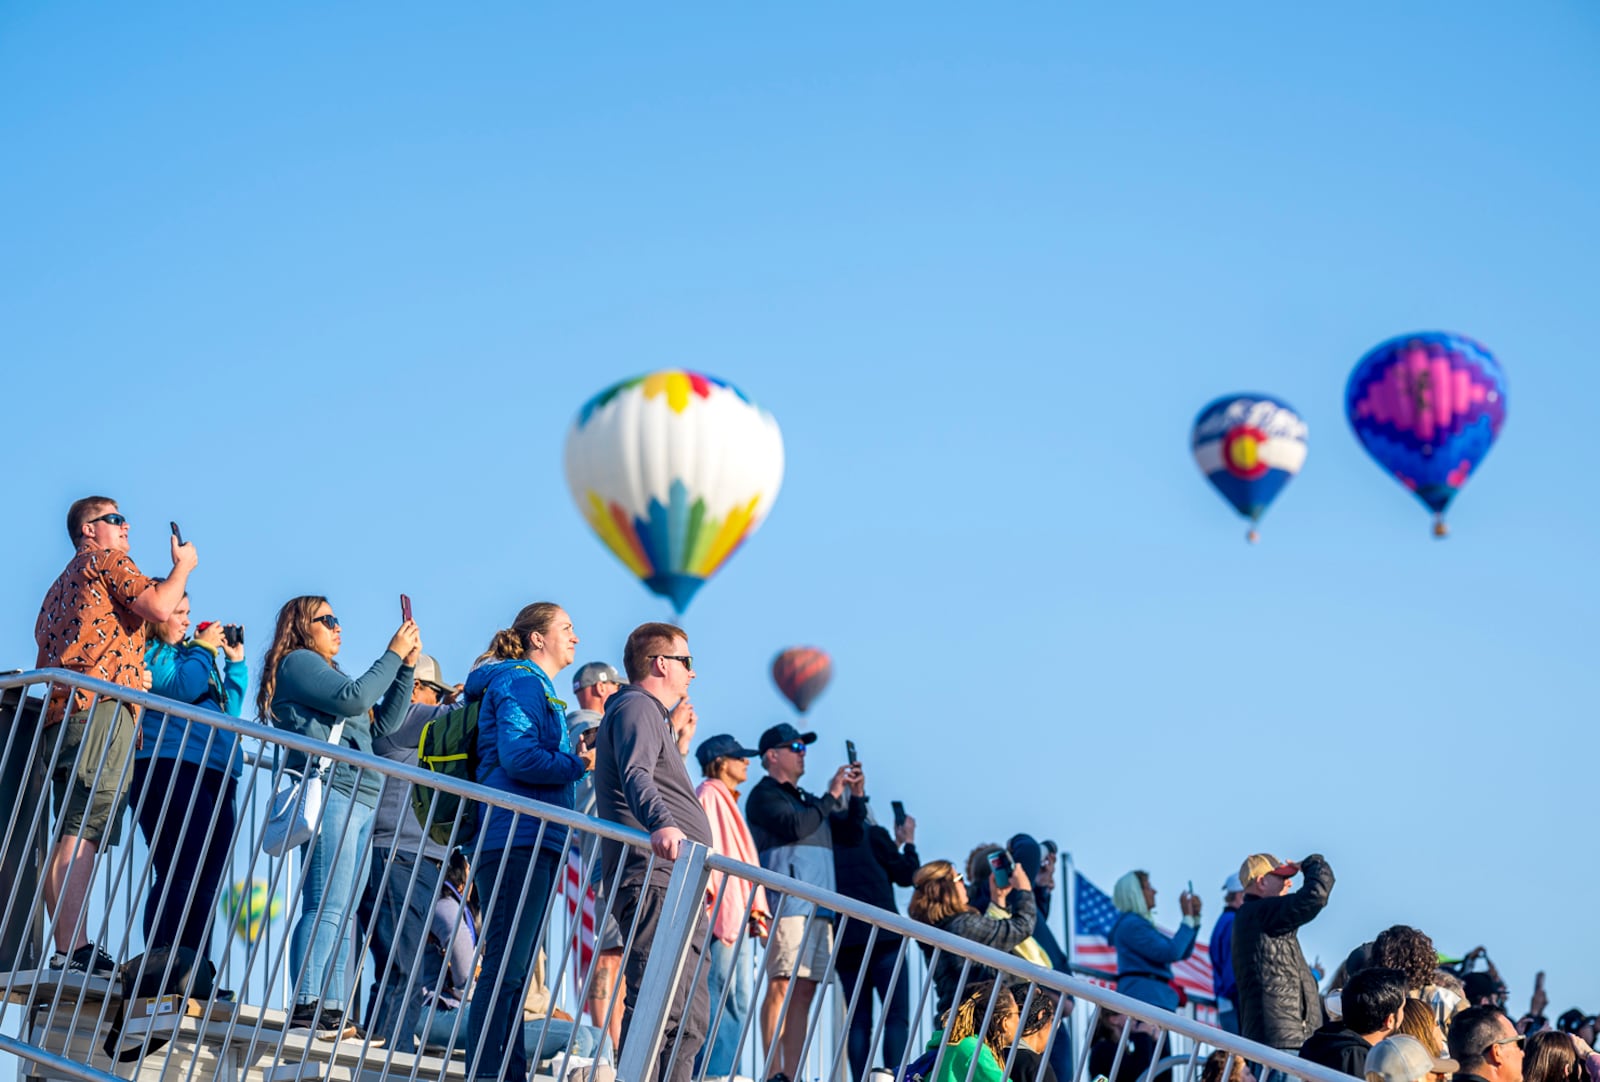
[410,665,531,845]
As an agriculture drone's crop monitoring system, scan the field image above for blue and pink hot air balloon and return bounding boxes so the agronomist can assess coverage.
[1345,332,1507,537]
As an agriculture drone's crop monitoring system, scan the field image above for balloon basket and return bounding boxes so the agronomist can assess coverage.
[1246,529,1260,544]
[1433,516,1449,539]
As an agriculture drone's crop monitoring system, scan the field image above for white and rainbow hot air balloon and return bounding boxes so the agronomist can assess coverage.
[564,371,785,612]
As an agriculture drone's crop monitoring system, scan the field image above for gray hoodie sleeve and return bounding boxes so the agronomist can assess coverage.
[613,698,676,832]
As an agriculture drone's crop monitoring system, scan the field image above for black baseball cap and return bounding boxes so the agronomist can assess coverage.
[695,734,761,770]
[758,723,817,754]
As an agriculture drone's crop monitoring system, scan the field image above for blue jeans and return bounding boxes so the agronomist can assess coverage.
[699,937,752,1077]
[290,787,374,1009]
[361,850,441,1053]
[836,941,911,1082]
[425,1003,600,1063]
[466,847,559,1082]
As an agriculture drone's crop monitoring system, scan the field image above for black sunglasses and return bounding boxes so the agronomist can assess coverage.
[786,740,807,753]
[650,654,694,672]
[88,513,128,527]
[312,615,341,630]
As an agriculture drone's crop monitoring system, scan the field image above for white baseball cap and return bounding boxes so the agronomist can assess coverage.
[1365,1035,1459,1082]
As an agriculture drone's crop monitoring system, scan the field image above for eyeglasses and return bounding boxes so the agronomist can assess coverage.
[650,654,694,672]
[87,513,128,527]
[312,615,341,630]
[1492,1035,1526,1050]
[786,741,808,753]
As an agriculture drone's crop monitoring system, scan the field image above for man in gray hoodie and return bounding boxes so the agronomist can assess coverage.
[594,622,714,1082]
[746,723,861,1082]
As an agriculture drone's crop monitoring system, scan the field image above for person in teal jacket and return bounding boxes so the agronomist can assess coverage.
[128,593,247,969]
[1110,870,1202,1011]
[257,594,419,1039]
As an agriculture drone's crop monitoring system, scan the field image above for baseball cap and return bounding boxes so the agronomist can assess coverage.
[1364,1035,1459,1082]
[758,723,817,754]
[1463,972,1508,1003]
[414,654,451,694]
[1239,853,1301,889]
[695,734,762,770]
[572,662,625,693]
[1222,873,1243,894]
[567,708,603,741]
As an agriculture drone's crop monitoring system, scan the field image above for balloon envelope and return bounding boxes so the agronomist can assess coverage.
[565,371,784,612]
[1346,332,1506,517]
[772,647,832,714]
[223,878,281,943]
[1191,394,1308,527]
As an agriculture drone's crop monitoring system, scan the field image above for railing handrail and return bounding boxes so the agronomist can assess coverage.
[1,667,655,851]
[0,667,1358,1082]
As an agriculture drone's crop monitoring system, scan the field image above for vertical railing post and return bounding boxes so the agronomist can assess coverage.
[615,840,712,1082]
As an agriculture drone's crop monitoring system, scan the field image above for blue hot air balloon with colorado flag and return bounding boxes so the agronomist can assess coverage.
[1191,393,1308,543]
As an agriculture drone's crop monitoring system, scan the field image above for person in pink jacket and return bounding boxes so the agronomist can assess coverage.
[694,734,772,1082]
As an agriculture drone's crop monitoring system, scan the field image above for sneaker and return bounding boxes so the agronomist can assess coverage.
[66,944,118,976]
[289,1001,321,1030]
[47,951,67,970]
[316,1007,359,1039]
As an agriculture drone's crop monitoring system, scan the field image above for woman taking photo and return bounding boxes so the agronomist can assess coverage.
[258,596,419,1037]
[130,593,246,969]
[461,602,594,1082]
[1109,869,1200,1010]
[909,858,1035,1016]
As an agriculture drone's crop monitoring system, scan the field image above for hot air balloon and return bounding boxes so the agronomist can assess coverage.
[223,877,282,943]
[1191,394,1308,542]
[772,647,832,714]
[564,371,785,612]
[1346,332,1506,537]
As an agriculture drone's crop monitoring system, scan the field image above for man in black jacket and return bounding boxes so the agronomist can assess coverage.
[1299,966,1407,1077]
[831,788,918,1082]
[1232,851,1335,1052]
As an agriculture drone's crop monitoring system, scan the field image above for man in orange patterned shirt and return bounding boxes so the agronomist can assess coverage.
[33,495,197,974]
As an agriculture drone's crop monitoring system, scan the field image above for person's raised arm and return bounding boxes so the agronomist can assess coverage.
[1261,854,1334,935]
[127,535,198,623]
[746,778,827,845]
[275,645,404,720]
[1121,914,1199,963]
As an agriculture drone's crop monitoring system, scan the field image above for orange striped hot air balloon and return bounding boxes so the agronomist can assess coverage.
[771,647,832,714]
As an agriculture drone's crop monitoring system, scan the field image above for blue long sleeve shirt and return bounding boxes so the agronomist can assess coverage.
[139,639,247,777]
[269,648,413,806]
[1210,907,1239,1003]
[1112,912,1199,1011]
[467,659,587,853]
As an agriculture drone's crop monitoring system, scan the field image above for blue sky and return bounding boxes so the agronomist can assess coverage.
[3,3,1597,1008]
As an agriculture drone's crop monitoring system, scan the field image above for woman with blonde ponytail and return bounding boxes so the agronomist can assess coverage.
[460,602,595,1082]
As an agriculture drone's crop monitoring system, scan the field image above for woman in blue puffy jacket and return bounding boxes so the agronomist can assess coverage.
[128,593,247,966]
[462,601,594,1082]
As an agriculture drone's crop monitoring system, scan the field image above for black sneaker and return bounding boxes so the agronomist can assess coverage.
[66,944,117,976]
[289,1001,322,1030]
[317,1007,358,1039]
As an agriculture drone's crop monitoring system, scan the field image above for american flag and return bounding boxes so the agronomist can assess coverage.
[1072,870,1215,1004]
[563,847,597,997]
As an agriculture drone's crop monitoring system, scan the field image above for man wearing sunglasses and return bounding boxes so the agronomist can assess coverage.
[746,722,863,1082]
[1449,1004,1526,1082]
[594,622,715,1082]
[33,496,198,974]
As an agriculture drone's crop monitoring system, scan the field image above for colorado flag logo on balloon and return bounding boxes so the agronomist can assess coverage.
[1192,394,1308,543]
[565,371,785,612]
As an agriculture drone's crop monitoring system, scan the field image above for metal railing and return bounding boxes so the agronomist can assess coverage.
[0,669,1352,1082]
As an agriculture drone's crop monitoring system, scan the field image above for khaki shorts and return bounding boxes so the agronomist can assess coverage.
[769,914,834,981]
[47,700,135,846]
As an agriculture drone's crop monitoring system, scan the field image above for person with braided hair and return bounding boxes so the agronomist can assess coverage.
[930,981,1021,1082]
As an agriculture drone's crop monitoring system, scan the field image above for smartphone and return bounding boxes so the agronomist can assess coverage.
[846,739,858,765]
[401,593,413,623]
[1187,880,1194,895]
[988,848,1013,889]
[170,521,184,545]
[891,800,907,828]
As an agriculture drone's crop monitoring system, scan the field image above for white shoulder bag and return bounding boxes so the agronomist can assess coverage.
[263,720,345,857]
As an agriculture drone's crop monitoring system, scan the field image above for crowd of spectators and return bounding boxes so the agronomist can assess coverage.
[26,495,1598,1082]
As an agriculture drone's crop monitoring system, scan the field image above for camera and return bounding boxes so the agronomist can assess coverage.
[223,625,244,648]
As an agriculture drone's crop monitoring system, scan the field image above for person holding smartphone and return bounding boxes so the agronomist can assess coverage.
[907,856,1035,1016]
[1108,869,1201,1012]
[257,595,420,1038]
